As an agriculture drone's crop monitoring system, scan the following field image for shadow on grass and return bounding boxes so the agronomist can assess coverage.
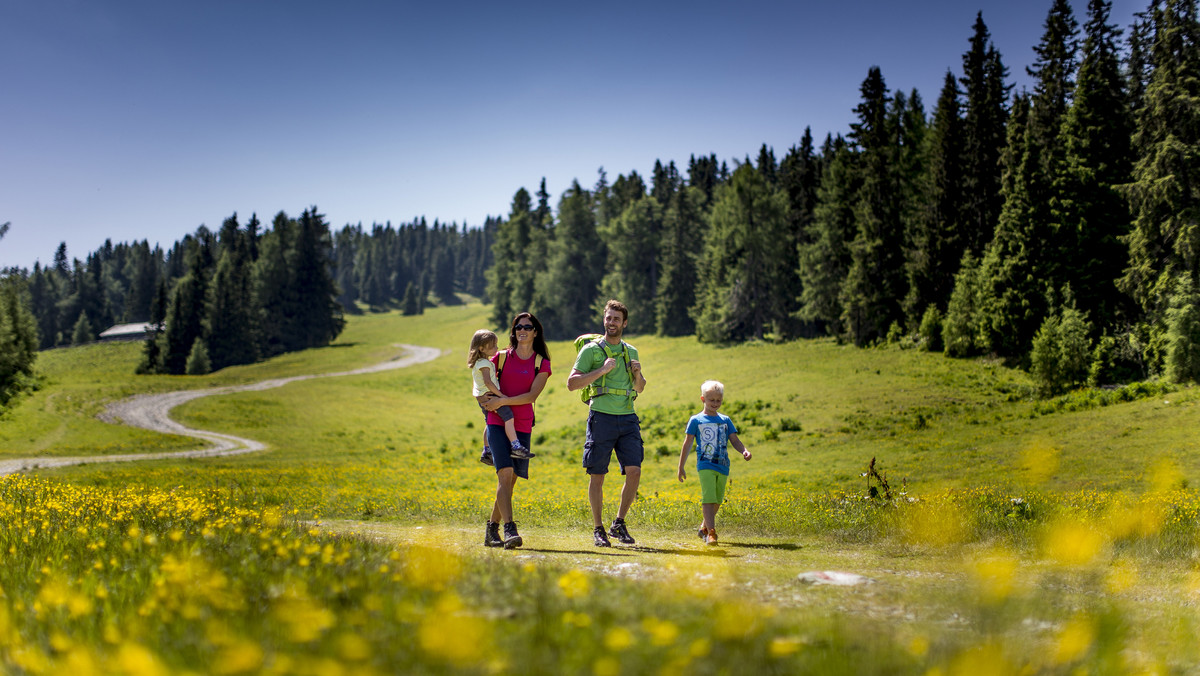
[725,542,803,551]
[522,545,735,558]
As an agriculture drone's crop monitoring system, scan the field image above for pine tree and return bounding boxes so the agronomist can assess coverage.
[841,68,906,345]
[292,207,345,349]
[161,251,209,374]
[598,196,662,335]
[1117,0,1200,341]
[779,128,822,337]
[0,274,38,404]
[254,212,299,358]
[1058,0,1135,330]
[533,181,605,338]
[976,93,1055,356]
[206,215,260,371]
[1165,277,1200,383]
[798,136,858,335]
[960,13,1012,257]
[487,189,533,326]
[137,278,167,374]
[906,72,966,324]
[693,164,789,342]
[656,186,705,336]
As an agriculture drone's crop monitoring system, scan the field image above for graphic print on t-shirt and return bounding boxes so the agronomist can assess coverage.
[696,421,729,468]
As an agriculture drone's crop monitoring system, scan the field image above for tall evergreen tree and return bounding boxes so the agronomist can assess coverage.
[1058,0,1135,330]
[532,180,605,338]
[160,252,209,374]
[906,72,966,324]
[779,128,823,336]
[1118,0,1200,342]
[693,164,790,342]
[656,186,706,336]
[0,274,38,405]
[960,13,1012,257]
[487,189,533,325]
[206,214,260,370]
[599,195,662,335]
[292,207,345,349]
[798,136,858,335]
[841,68,906,345]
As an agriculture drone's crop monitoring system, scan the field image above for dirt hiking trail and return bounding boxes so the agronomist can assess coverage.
[0,344,441,476]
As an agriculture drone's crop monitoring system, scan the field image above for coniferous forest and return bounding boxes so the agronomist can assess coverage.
[2,0,1199,395]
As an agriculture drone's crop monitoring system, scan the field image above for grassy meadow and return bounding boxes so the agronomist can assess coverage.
[2,302,1200,674]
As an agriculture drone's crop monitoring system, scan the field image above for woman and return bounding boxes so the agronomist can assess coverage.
[481,312,551,549]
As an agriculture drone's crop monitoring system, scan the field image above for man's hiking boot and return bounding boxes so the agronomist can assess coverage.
[698,525,708,541]
[509,439,535,459]
[484,521,503,547]
[593,526,611,547]
[609,518,635,545]
[480,446,494,466]
[502,521,523,549]
[705,529,719,546]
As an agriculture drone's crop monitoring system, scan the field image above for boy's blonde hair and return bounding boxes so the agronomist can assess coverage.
[468,329,498,367]
[700,380,724,396]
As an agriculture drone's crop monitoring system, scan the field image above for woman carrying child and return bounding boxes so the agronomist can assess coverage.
[478,312,552,549]
[468,329,533,463]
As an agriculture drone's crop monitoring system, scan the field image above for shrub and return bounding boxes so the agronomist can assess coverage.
[186,337,211,375]
[1165,278,1200,384]
[1030,306,1093,397]
[918,306,944,352]
[942,254,981,357]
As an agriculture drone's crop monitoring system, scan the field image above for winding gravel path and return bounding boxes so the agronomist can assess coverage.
[0,344,441,476]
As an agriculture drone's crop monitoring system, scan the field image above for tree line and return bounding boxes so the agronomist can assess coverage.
[486,0,1200,392]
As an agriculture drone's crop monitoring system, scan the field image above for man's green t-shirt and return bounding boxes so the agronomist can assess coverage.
[573,339,639,415]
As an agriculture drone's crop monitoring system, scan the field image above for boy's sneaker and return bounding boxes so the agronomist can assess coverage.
[502,521,523,549]
[479,446,494,466]
[705,529,719,546]
[484,521,503,547]
[509,439,535,459]
[593,526,611,547]
[609,518,635,545]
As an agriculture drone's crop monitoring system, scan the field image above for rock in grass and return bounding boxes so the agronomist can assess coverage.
[797,571,873,586]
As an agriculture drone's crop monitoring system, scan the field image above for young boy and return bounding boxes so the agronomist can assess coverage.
[677,380,752,545]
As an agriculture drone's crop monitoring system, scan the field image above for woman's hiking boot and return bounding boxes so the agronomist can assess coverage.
[593,526,611,547]
[502,521,523,549]
[484,521,503,547]
[608,518,635,545]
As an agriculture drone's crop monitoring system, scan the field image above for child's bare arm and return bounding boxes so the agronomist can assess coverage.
[677,435,695,481]
[729,433,752,460]
[479,365,503,397]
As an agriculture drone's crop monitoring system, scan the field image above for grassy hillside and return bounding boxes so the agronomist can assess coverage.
[4,303,1200,674]
[9,302,1197,525]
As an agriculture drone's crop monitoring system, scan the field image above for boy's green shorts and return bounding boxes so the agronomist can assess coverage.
[699,469,728,504]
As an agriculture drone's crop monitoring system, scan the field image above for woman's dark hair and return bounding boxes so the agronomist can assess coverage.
[509,312,551,361]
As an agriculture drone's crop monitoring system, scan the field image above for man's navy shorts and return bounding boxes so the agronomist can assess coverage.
[582,411,643,475]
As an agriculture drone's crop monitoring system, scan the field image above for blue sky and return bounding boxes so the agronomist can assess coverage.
[1,0,1145,269]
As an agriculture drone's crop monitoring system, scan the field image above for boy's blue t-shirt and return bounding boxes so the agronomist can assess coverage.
[685,412,738,476]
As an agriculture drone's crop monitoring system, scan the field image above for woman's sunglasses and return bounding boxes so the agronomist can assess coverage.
[514,323,535,331]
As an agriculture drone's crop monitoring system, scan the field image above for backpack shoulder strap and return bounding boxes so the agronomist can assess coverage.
[533,354,543,373]
[496,348,510,379]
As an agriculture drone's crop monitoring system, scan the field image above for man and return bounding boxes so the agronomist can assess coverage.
[567,299,647,546]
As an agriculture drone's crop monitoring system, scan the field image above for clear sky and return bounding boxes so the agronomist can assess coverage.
[1,0,1146,270]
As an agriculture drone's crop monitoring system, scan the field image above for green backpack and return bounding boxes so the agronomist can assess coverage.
[572,334,638,405]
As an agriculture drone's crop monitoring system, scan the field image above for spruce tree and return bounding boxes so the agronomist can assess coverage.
[841,67,906,346]
[0,275,38,404]
[798,136,859,335]
[532,180,605,338]
[906,71,966,324]
[1058,0,1135,330]
[693,164,789,342]
[206,215,260,371]
[655,186,706,337]
[1117,0,1200,341]
[598,195,662,335]
[779,128,822,337]
[960,13,1012,257]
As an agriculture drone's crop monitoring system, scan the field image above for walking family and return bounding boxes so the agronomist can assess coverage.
[467,299,752,550]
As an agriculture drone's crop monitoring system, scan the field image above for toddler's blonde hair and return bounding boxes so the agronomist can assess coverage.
[701,380,724,396]
[468,329,498,367]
